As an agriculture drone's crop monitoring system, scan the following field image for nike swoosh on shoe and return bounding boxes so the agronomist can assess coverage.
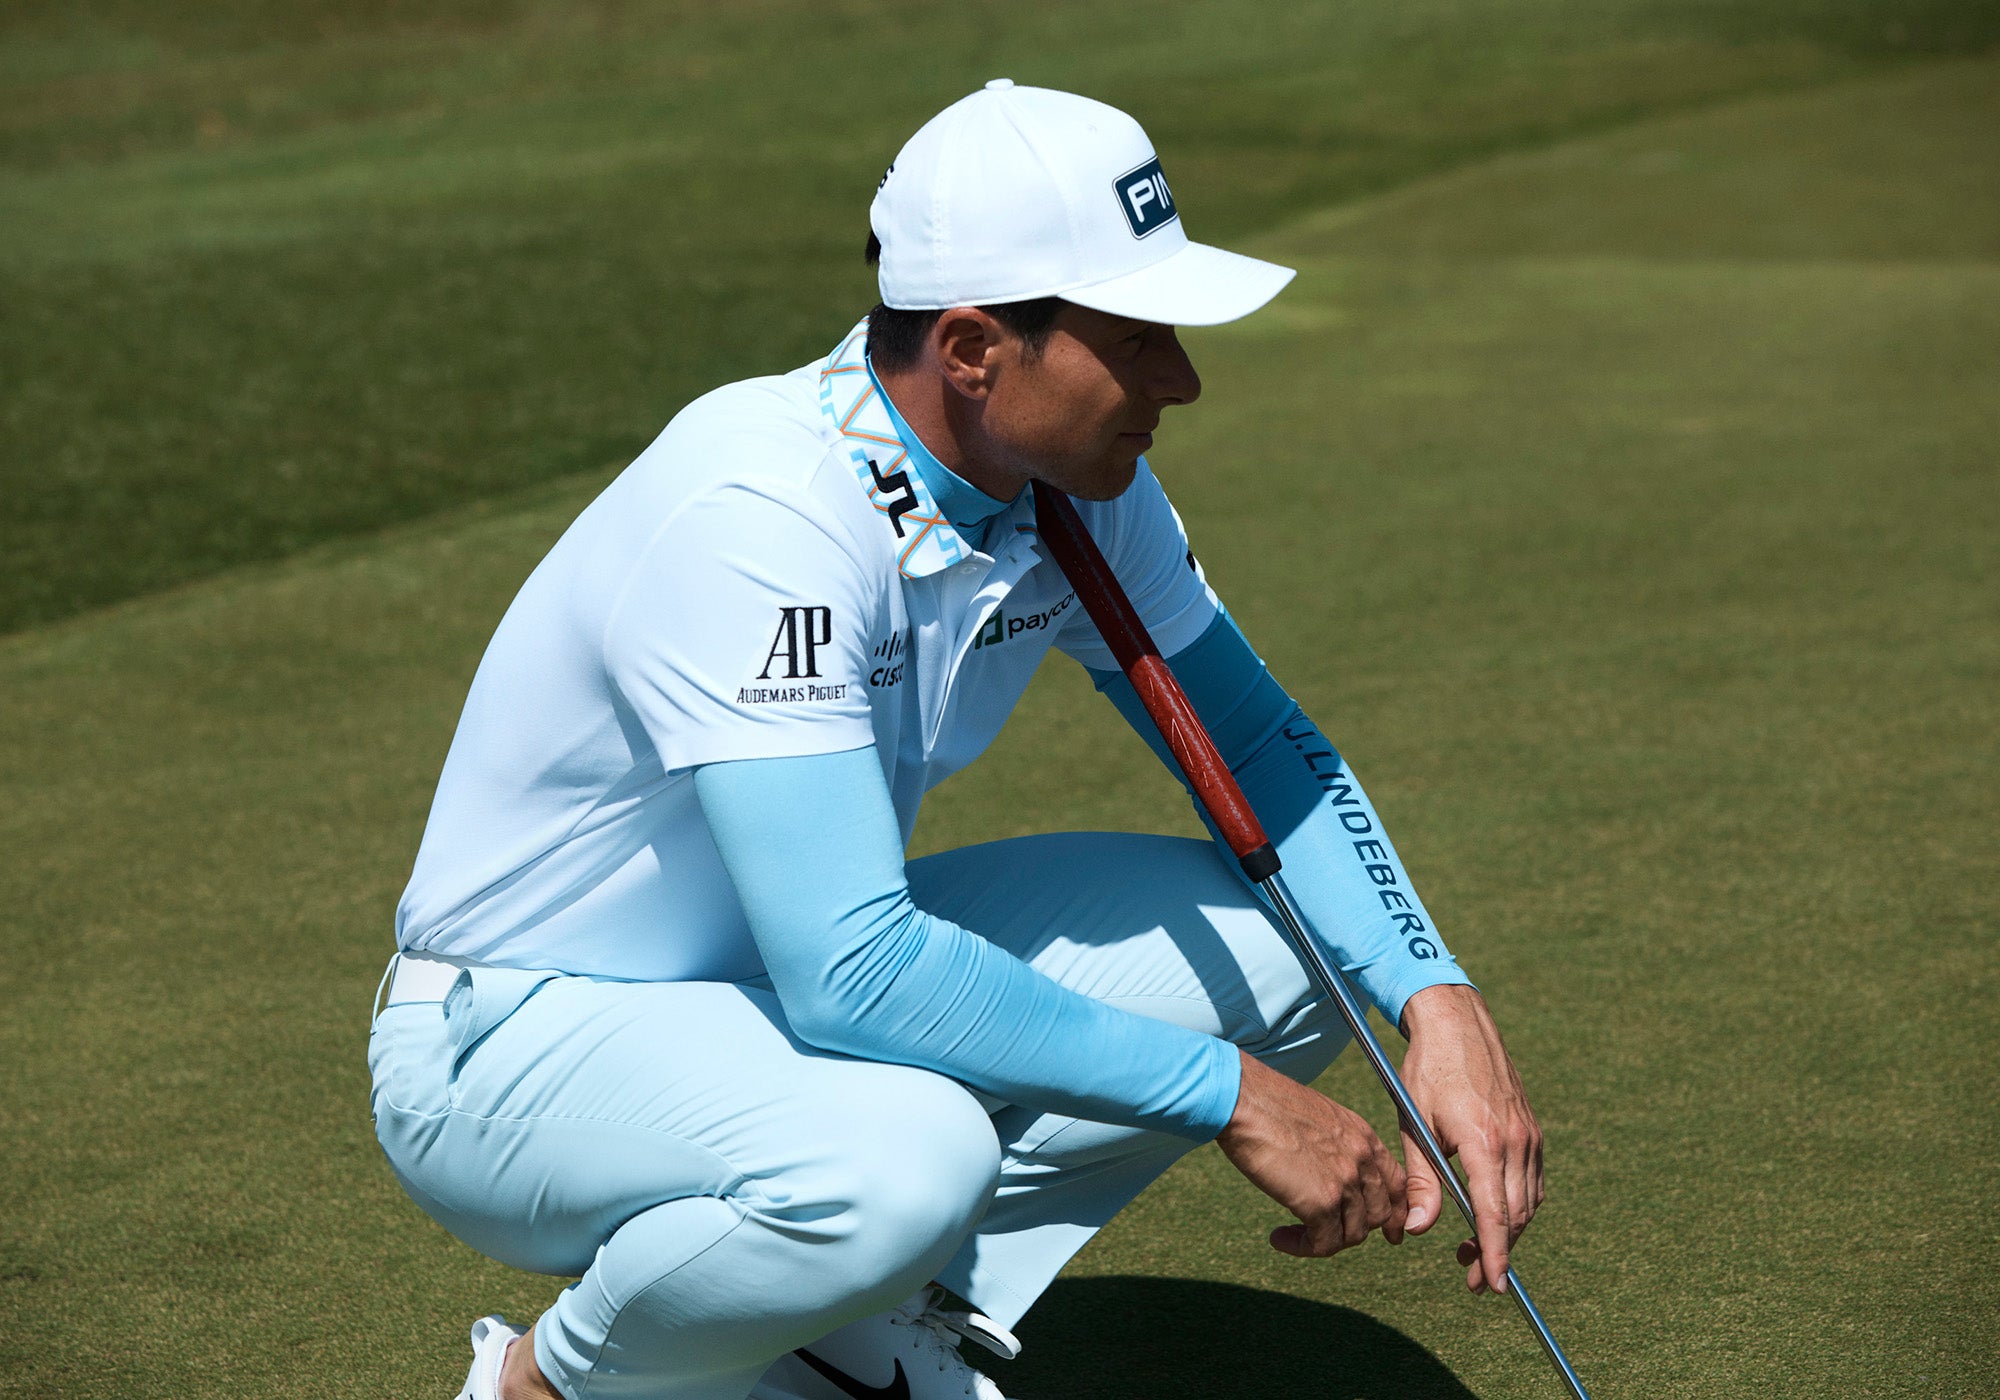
[794,1349,912,1400]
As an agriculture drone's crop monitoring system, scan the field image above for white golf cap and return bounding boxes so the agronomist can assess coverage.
[870,79,1294,326]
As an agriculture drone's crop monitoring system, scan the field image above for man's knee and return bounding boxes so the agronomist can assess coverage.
[1219,919,1350,1084]
[712,1086,998,1356]
[556,1074,1002,1378]
[1235,965,1348,1089]
[841,1071,1001,1247]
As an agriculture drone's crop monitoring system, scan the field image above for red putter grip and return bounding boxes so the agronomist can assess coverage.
[1031,482,1281,882]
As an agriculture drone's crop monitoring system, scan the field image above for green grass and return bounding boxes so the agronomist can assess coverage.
[3,4,1998,1398]
[4,0,1996,632]
[944,56,2000,1396]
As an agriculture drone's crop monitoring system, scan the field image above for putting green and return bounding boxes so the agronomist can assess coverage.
[3,0,1979,634]
[2,53,1995,1400]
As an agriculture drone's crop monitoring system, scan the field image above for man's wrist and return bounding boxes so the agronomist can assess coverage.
[1397,982,1487,1038]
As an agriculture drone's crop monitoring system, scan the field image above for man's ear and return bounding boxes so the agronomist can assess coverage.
[932,309,1003,401]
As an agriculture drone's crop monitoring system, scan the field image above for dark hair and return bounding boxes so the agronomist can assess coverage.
[864,231,1064,372]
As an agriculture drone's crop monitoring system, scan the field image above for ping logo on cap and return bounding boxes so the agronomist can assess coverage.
[1115,158,1178,238]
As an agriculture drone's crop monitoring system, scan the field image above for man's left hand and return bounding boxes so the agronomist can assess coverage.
[1395,984,1544,1294]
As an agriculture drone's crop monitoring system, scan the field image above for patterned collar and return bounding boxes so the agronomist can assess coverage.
[869,354,1013,532]
[818,317,974,579]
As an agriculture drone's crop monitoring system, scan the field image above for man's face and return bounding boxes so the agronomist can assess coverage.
[981,305,1202,501]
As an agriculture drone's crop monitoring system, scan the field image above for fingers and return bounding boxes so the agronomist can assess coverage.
[1289,1195,1356,1258]
[1502,1112,1545,1254]
[1457,1237,1487,1293]
[1452,1100,1544,1290]
[1527,1117,1546,1222]
[1270,1221,1357,1259]
[1400,1127,1442,1236]
[1265,1133,1408,1258]
[1269,1223,1310,1257]
[1267,1208,1363,1258]
[1466,1138,1513,1292]
[1436,1120,1544,1295]
[1219,1063,1414,1261]
[1375,1138,1410,1245]
[1505,1148,1530,1252]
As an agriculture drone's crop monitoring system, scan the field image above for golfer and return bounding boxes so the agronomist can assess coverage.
[370,80,1545,1400]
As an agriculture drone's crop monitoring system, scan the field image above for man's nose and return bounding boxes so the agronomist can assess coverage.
[1146,329,1202,407]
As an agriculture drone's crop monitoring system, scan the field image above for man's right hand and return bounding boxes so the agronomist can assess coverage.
[1215,1050,1409,1257]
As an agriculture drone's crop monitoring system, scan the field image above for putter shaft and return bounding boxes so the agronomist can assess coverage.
[1028,479,1589,1398]
[1259,874,1591,1400]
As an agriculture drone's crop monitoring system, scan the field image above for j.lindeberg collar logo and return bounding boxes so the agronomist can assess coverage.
[868,457,920,539]
[1116,157,1177,238]
[819,319,972,579]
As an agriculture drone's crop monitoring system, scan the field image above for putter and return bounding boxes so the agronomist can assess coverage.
[1031,480,1591,1400]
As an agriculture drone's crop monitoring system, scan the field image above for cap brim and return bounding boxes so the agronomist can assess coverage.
[1059,241,1295,326]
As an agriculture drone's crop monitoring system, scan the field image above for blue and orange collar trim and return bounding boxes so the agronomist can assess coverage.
[819,318,973,579]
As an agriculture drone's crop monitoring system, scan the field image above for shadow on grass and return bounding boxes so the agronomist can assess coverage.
[1006,1276,1476,1399]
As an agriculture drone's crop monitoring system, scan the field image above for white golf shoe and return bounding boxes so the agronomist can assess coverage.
[454,1315,526,1400]
[752,1287,1023,1400]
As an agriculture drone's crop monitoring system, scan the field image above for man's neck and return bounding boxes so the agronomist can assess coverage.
[874,364,1026,505]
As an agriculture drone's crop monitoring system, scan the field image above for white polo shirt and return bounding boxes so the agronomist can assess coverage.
[397,320,1221,982]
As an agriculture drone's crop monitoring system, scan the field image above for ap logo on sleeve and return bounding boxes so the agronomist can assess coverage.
[1115,158,1178,238]
[736,605,850,706]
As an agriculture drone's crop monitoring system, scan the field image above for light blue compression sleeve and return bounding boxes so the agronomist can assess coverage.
[692,750,1243,1140]
[1089,612,1475,1029]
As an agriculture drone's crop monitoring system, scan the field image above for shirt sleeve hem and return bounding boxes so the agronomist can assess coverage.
[1364,963,1477,1033]
[665,723,878,776]
[1174,1034,1243,1142]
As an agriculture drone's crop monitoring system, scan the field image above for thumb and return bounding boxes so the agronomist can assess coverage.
[1401,1129,1443,1235]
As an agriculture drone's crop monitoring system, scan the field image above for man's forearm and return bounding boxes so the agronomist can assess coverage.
[694,746,1242,1140]
[1090,611,1475,1026]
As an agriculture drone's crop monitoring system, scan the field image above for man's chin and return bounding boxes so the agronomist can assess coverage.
[1049,456,1141,503]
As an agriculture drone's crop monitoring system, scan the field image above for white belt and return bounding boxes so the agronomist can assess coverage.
[380,951,482,1008]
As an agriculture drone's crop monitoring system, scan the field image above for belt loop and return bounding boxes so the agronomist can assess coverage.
[456,967,560,1060]
[371,952,398,1026]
